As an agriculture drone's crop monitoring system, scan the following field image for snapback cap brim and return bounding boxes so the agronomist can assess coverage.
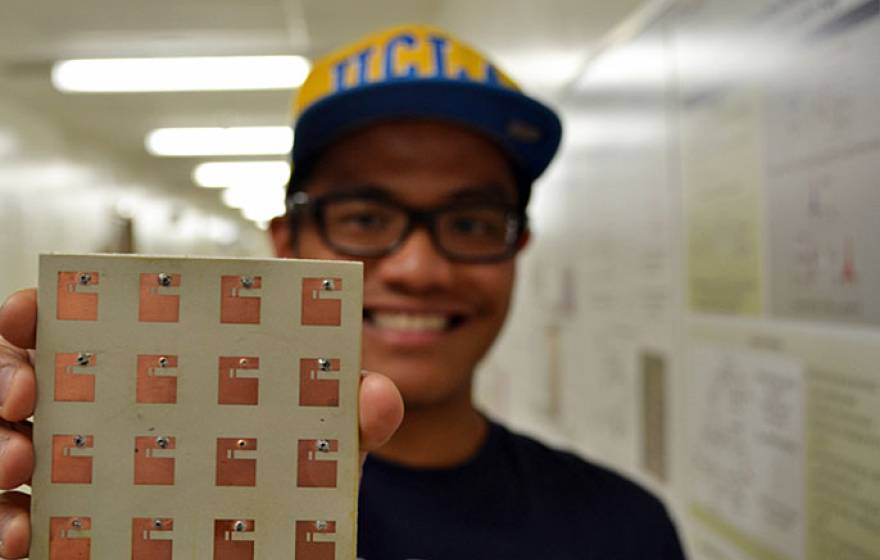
[292,79,562,186]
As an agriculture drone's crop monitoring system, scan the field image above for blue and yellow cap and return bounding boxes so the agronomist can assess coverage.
[290,24,562,206]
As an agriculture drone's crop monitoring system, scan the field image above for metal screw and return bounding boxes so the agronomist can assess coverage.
[238,358,249,367]
[316,439,331,452]
[321,279,335,290]
[76,353,91,366]
[156,436,169,449]
[237,439,247,449]
[315,520,328,531]
[240,276,254,289]
[317,358,330,371]
[158,356,169,368]
[153,519,163,529]
[71,518,82,529]
[157,273,172,287]
[78,273,91,286]
[73,435,86,448]
[233,520,246,532]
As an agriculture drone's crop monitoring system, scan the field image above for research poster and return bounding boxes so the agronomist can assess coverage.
[688,343,806,560]
[681,91,766,316]
[687,321,880,560]
[763,9,880,327]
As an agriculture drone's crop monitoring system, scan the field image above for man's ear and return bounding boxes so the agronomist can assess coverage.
[269,216,296,258]
[515,227,531,254]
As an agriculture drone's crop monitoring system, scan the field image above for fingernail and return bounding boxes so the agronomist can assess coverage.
[0,365,14,405]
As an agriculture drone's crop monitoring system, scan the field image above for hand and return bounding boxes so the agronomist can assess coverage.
[0,288,403,558]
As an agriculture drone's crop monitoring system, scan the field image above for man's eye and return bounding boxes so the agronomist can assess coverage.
[450,216,502,237]
[338,212,389,230]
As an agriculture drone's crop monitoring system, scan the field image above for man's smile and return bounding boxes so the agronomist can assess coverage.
[363,304,473,348]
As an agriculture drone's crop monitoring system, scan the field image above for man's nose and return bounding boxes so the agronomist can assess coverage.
[371,227,455,293]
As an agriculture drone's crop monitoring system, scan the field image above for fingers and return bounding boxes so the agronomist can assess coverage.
[0,490,30,559]
[0,421,33,490]
[0,290,37,351]
[358,371,404,456]
[0,338,36,422]
[0,292,36,559]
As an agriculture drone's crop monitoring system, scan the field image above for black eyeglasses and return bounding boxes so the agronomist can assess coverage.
[288,190,527,263]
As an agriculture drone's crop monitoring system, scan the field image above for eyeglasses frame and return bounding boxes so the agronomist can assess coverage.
[286,190,528,263]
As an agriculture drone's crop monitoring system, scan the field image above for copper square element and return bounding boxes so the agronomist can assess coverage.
[50,516,91,559]
[297,439,338,488]
[134,436,175,485]
[136,355,178,404]
[52,435,93,484]
[54,352,96,402]
[132,518,173,559]
[138,272,181,323]
[301,278,342,326]
[299,358,340,407]
[220,275,262,324]
[218,357,259,406]
[56,271,98,321]
[216,438,257,487]
[295,520,336,560]
[214,519,254,560]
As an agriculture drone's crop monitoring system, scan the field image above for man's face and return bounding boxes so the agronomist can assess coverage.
[271,120,526,408]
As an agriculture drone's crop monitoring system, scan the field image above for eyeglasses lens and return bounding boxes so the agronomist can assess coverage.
[322,198,408,253]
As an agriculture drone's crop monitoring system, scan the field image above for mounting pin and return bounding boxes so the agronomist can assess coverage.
[153,519,163,529]
[316,439,330,453]
[158,356,169,368]
[76,352,91,366]
[317,358,330,371]
[321,279,335,290]
[156,436,169,449]
[73,435,86,448]
[240,276,254,289]
[233,520,246,532]
[157,273,172,287]
[71,518,82,529]
[315,520,328,531]
[238,358,249,367]
[77,273,91,286]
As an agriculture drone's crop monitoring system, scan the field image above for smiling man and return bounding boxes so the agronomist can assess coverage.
[272,24,686,559]
[0,24,685,559]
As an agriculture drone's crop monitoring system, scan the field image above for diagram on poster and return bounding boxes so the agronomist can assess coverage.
[766,151,879,326]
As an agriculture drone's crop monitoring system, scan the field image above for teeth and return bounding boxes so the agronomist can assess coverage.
[372,312,449,332]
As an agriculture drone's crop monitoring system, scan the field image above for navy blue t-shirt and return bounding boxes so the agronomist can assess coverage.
[358,420,685,560]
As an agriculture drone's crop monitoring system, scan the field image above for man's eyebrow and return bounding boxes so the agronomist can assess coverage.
[445,185,516,205]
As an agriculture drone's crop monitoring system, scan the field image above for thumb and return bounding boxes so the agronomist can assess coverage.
[358,370,404,465]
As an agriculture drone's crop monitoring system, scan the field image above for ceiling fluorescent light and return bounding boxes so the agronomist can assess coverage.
[52,56,310,93]
[575,45,664,92]
[146,127,293,157]
[193,161,290,189]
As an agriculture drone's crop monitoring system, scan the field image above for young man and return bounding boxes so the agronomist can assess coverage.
[0,25,685,559]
